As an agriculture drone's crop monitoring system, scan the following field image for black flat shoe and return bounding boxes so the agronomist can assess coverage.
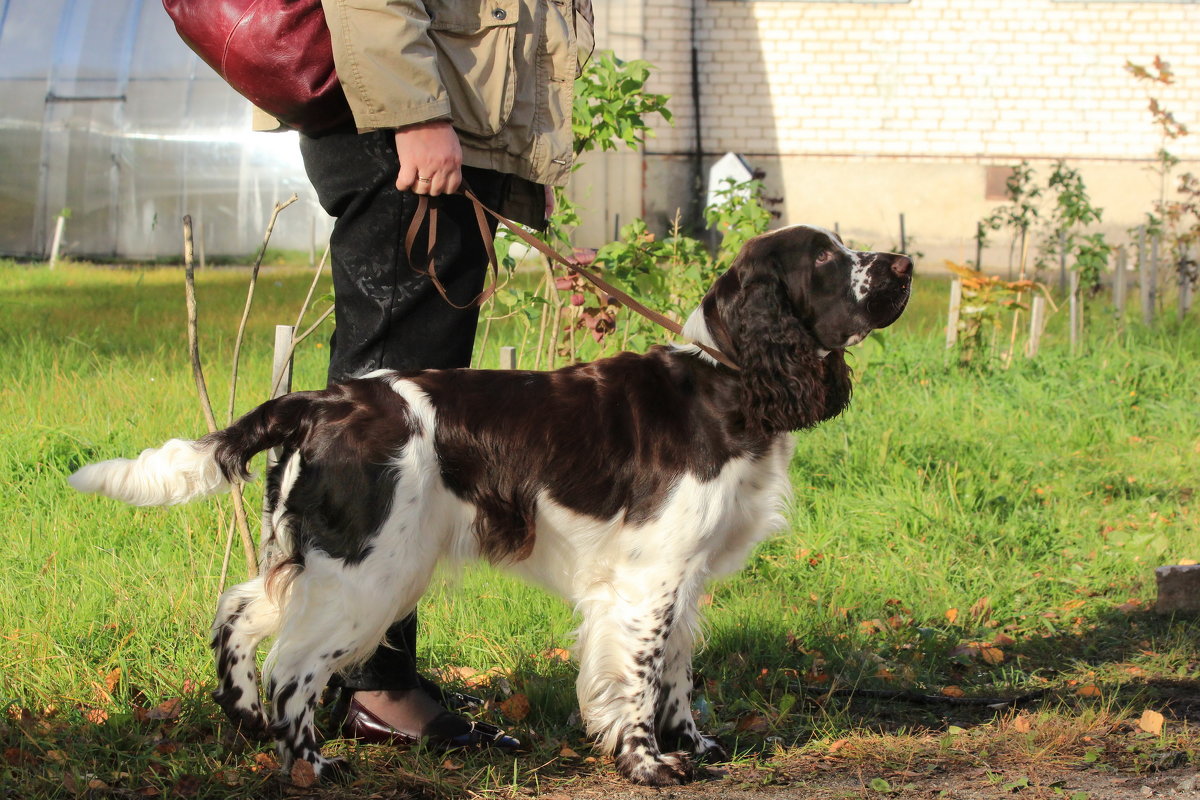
[340,698,521,753]
[418,675,483,712]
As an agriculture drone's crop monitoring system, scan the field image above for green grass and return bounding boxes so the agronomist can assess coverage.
[0,260,1197,798]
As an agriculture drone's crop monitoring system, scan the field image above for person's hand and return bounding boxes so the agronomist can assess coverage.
[394,121,462,196]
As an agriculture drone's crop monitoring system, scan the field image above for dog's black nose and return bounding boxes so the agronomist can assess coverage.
[890,255,913,278]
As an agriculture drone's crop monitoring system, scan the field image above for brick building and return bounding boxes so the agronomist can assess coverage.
[575,0,1200,270]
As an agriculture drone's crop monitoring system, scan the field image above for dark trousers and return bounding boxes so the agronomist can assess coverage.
[300,129,503,692]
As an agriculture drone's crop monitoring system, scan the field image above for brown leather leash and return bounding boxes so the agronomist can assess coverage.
[404,188,740,371]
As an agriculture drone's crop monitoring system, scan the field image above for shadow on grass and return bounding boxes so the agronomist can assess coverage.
[2,607,1197,799]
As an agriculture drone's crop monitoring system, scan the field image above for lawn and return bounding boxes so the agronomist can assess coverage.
[0,259,1197,799]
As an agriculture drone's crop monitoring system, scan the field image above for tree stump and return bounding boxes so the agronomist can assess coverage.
[1155,564,1200,615]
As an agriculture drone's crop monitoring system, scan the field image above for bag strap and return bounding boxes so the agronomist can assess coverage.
[403,187,740,371]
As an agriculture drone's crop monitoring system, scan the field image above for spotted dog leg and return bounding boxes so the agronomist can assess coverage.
[262,550,438,781]
[211,576,280,740]
[654,589,727,763]
[576,578,696,786]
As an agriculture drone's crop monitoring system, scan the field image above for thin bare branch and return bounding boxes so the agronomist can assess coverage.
[183,216,218,434]
[227,194,299,425]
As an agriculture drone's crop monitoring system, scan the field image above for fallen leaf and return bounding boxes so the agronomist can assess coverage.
[859,619,884,635]
[940,686,966,698]
[991,633,1016,647]
[828,738,849,754]
[289,760,317,788]
[1077,684,1103,698]
[104,667,122,693]
[541,648,571,662]
[950,644,980,660]
[969,597,991,620]
[45,750,68,764]
[87,778,110,790]
[979,646,1005,666]
[146,698,181,721]
[1013,714,1033,733]
[84,707,109,725]
[735,713,770,733]
[252,752,279,771]
[559,743,580,758]
[1137,709,1165,735]
[499,693,530,722]
[1180,558,1198,566]
[945,608,959,624]
[441,758,464,771]
[3,747,35,766]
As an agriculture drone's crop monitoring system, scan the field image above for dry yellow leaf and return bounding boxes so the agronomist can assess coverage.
[1138,709,1165,735]
[979,646,1005,665]
[945,608,959,624]
[1077,684,1103,698]
[940,686,966,698]
[499,693,530,722]
[1012,714,1033,733]
[289,760,317,788]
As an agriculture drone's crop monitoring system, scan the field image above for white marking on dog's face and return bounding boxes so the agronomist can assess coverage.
[848,250,871,302]
[797,224,872,303]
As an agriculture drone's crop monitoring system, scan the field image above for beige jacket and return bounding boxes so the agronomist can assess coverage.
[319,0,593,187]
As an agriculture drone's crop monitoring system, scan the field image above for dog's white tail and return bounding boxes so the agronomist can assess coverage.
[68,438,230,506]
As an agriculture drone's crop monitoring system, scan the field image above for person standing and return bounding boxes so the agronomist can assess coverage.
[289,0,593,749]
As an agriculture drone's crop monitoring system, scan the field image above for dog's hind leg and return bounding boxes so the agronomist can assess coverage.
[262,548,439,780]
[575,569,698,786]
[211,576,280,740]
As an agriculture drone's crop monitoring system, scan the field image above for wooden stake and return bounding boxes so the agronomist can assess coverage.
[1179,247,1192,321]
[1113,245,1127,317]
[946,279,962,349]
[499,346,517,370]
[1140,228,1156,326]
[1069,271,1081,355]
[267,324,296,472]
[1026,295,1047,358]
[48,214,66,269]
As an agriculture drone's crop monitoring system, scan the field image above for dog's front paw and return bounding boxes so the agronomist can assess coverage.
[615,749,695,786]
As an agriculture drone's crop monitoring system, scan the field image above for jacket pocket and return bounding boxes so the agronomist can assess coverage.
[426,0,518,137]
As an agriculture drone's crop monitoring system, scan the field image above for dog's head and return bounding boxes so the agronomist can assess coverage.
[696,225,912,434]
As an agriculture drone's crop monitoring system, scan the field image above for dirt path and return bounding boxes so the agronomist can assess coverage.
[530,764,1199,800]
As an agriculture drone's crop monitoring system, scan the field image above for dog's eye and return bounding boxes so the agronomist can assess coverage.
[815,250,834,266]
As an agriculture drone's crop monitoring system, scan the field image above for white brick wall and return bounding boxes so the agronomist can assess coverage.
[643,0,1200,163]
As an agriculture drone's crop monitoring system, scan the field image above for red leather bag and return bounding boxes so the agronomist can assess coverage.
[162,0,352,134]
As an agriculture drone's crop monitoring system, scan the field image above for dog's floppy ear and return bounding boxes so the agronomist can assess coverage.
[715,237,852,435]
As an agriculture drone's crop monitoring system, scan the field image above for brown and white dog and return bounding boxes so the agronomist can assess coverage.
[70,225,911,786]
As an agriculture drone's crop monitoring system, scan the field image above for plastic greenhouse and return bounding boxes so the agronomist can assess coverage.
[0,0,326,260]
